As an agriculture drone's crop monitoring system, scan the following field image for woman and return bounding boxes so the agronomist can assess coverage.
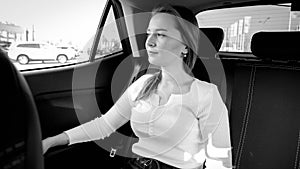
[43,4,232,169]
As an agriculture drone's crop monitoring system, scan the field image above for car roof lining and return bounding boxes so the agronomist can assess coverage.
[120,0,292,14]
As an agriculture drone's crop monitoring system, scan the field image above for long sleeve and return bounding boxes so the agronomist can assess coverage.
[64,88,132,145]
[64,74,152,145]
[201,84,233,168]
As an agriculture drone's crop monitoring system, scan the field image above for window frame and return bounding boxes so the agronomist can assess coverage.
[89,0,132,62]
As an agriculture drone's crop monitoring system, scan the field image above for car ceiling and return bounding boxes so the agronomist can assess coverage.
[121,0,292,14]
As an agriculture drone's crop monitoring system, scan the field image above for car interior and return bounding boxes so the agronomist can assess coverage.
[0,50,44,169]
[1,0,299,169]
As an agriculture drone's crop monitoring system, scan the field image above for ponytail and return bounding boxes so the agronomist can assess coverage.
[135,70,162,101]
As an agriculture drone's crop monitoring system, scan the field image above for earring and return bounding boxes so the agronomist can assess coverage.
[182,46,188,58]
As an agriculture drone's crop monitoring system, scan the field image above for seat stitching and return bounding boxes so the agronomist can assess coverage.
[233,66,252,168]
[294,130,300,169]
[235,66,256,169]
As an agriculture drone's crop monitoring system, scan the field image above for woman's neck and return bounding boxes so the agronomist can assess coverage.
[160,66,193,86]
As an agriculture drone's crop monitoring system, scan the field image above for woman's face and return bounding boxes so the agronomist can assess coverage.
[145,13,187,67]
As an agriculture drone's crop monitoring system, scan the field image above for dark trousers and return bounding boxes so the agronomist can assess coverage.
[122,156,206,169]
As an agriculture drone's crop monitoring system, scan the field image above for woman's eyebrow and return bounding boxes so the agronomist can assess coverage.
[147,28,168,32]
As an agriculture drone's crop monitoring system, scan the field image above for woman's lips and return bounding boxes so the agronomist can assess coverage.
[148,51,159,55]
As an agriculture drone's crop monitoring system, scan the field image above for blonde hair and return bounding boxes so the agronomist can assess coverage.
[135,4,200,101]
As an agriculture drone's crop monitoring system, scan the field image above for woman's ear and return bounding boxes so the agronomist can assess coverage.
[181,46,188,57]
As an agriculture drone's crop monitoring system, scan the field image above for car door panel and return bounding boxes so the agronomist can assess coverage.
[42,45,55,60]
[27,45,40,60]
[24,50,134,168]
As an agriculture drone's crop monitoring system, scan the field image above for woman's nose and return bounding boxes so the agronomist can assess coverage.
[146,34,156,47]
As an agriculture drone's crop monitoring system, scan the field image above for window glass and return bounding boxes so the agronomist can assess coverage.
[196,4,299,53]
[0,0,105,71]
[94,6,123,59]
[17,44,39,48]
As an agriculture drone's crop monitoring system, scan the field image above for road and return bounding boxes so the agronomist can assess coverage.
[13,59,78,71]
[12,53,90,71]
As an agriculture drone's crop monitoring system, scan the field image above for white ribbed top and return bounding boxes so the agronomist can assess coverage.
[65,74,232,169]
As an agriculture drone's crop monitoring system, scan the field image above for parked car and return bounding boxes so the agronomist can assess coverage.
[1,0,299,169]
[8,41,75,64]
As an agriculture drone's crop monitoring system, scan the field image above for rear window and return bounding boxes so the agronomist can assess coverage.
[196,4,299,53]
[17,43,39,48]
[58,47,68,49]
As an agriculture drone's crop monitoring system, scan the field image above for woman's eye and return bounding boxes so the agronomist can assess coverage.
[146,32,166,38]
[157,33,165,37]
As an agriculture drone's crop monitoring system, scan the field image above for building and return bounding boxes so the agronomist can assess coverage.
[197,4,300,52]
[0,22,24,43]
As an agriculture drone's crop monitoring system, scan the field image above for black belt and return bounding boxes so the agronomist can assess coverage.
[123,156,206,169]
[123,156,179,169]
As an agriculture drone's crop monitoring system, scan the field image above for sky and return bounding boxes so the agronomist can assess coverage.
[0,0,106,48]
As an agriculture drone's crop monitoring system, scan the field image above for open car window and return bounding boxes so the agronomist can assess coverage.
[196,3,299,53]
[0,0,105,71]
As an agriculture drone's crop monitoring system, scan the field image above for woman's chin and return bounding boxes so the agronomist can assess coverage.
[148,57,161,66]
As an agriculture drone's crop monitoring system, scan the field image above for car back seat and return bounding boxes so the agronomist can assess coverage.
[0,50,44,169]
[192,27,230,103]
[193,27,224,83]
[228,31,300,169]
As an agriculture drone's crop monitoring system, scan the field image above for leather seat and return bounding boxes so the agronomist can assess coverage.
[229,31,300,169]
[192,27,224,83]
[0,50,44,169]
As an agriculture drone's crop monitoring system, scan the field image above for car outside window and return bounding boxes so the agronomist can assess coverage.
[0,0,105,71]
[196,4,299,53]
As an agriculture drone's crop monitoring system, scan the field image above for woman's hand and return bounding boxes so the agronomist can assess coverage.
[42,132,70,154]
[42,137,54,154]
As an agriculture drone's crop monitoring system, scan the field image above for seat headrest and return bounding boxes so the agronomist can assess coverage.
[199,27,224,52]
[251,31,300,61]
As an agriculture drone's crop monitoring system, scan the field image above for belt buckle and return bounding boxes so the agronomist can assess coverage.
[136,157,153,168]
[142,159,152,166]
[109,147,117,157]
